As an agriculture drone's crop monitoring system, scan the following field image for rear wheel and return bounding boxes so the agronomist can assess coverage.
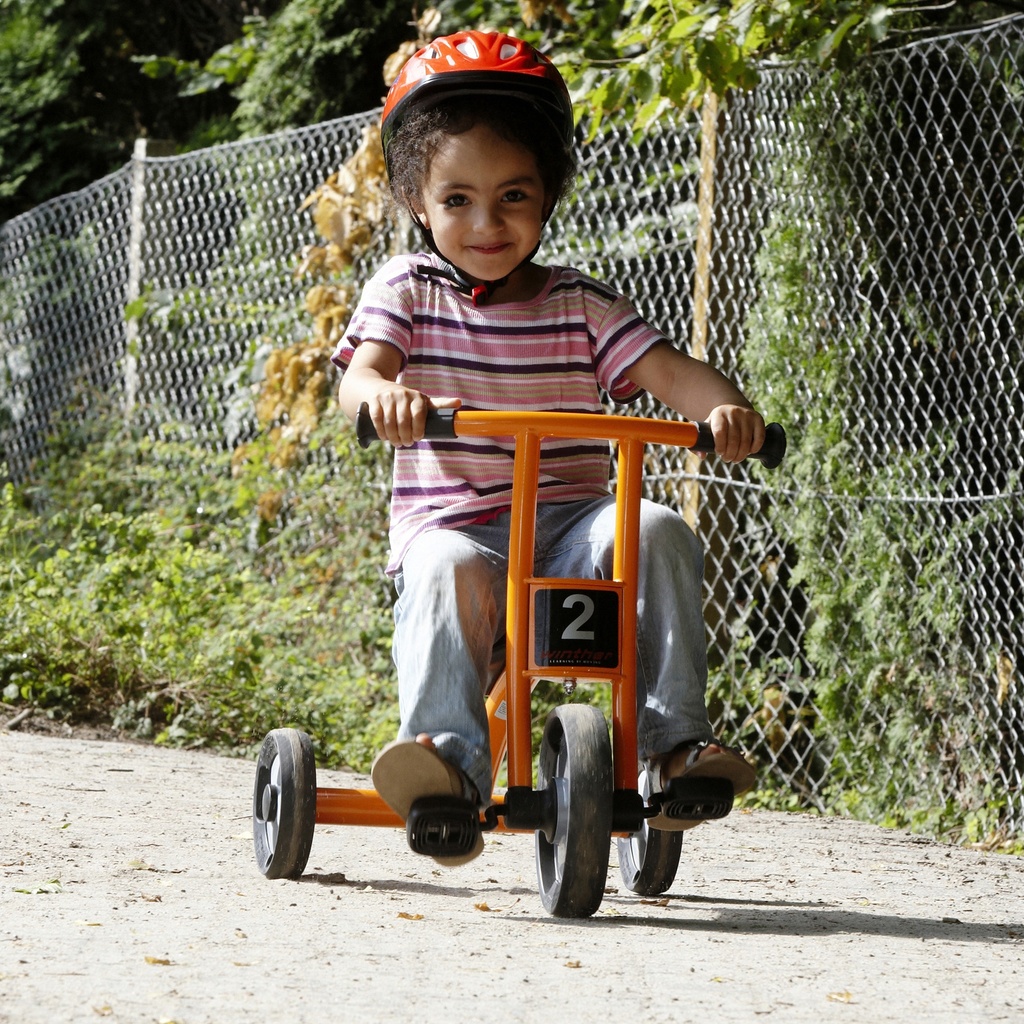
[617,826,682,896]
[617,766,683,895]
[253,729,316,879]
[534,705,613,918]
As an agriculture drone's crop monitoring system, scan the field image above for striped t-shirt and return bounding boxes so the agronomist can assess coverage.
[332,253,668,574]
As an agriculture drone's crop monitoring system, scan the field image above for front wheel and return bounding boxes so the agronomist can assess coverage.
[534,704,613,918]
[253,729,317,879]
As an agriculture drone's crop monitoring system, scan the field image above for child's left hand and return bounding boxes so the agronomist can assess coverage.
[706,405,766,463]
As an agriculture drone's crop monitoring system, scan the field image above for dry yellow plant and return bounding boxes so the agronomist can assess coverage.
[519,0,573,27]
[241,9,444,476]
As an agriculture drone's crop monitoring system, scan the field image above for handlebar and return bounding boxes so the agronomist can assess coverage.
[356,404,787,470]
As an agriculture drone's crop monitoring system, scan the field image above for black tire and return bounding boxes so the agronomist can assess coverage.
[534,704,613,918]
[253,729,317,880]
[617,764,683,895]
[617,825,682,896]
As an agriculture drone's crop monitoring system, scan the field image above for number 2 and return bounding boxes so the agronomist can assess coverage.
[562,594,595,640]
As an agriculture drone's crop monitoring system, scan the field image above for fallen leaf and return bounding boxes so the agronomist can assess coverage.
[127,859,155,872]
[474,902,494,912]
[235,929,248,939]
[564,960,582,969]
[827,991,855,1004]
[640,898,670,907]
[145,956,172,966]
[14,879,62,895]
[75,920,103,927]
[397,912,423,921]
[92,1006,113,1017]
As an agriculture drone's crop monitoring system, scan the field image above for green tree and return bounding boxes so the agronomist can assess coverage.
[231,0,415,134]
[0,0,416,223]
[7,0,1011,223]
[435,1,1021,125]
[0,0,273,224]
[140,0,416,138]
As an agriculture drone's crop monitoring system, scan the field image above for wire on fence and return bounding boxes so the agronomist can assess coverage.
[2,18,1021,839]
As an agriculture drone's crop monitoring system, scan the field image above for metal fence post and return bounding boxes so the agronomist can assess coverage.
[124,138,174,414]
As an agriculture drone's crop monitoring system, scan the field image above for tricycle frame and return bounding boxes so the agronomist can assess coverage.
[314,410,702,834]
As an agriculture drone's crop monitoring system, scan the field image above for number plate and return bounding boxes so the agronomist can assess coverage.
[531,585,620,669]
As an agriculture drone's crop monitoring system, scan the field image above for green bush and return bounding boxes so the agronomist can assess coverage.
[735,59,1024,840]
[0,399,398,769]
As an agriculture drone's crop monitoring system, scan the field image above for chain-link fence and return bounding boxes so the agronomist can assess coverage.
[2,18,1021,839]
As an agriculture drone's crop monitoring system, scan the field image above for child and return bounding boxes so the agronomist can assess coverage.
[334,30,762,864]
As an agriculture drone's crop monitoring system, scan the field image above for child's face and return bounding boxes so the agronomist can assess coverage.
[415,123,548,288]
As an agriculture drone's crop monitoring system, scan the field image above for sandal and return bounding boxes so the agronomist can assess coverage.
[371,740,484,866]
[645,740,756,832]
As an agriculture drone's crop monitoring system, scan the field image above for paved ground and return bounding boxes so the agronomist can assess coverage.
[2,730,1023,1023]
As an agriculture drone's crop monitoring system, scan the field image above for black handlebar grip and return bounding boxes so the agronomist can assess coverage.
[693,420,787,469]
[355,402,458,449]
[355,402,377,449]
[756,422,787,469]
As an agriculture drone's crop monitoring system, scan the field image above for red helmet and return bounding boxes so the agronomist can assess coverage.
[381,31,574,169]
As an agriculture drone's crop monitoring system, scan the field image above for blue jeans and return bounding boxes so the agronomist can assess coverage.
[390,496,714,802]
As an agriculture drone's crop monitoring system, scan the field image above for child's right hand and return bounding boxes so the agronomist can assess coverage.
[362,386,461,447]
[337,339,459,445]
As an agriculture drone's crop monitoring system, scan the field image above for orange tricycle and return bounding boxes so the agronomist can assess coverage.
[252,408,785,918]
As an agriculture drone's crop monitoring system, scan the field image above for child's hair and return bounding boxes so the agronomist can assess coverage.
[387,96,578,219]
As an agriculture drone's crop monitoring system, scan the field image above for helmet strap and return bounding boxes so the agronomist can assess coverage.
[413,222,540,307]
